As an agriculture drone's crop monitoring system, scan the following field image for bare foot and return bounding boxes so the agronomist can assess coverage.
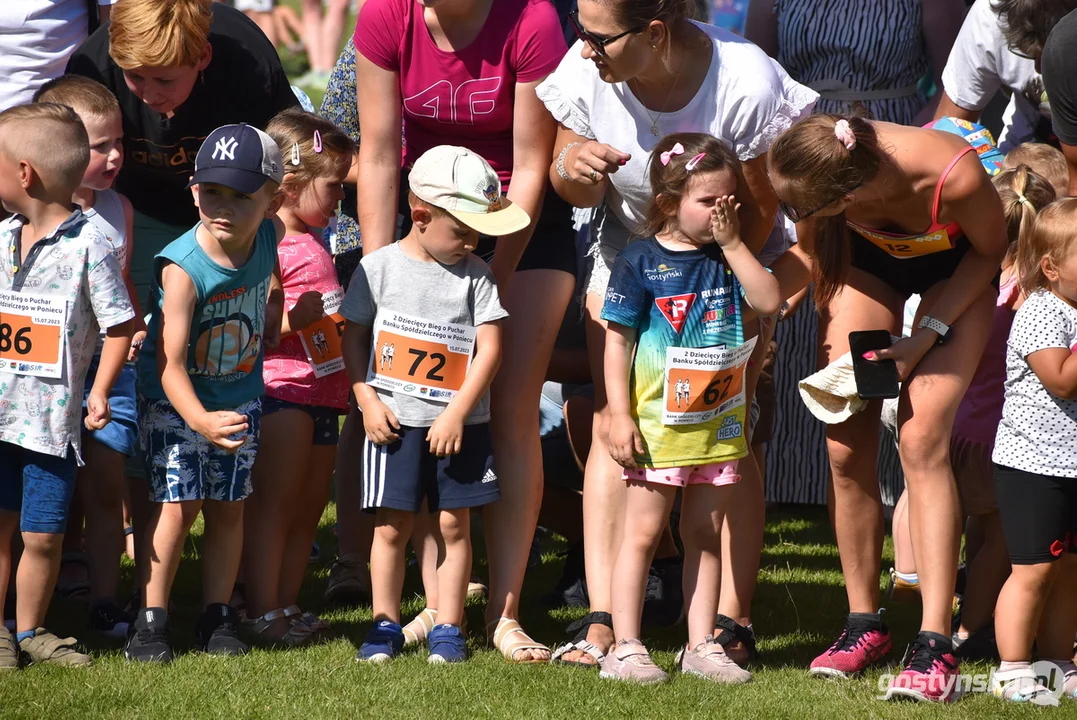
[560,622,613,665]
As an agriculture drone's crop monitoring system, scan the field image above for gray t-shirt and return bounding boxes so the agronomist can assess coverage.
[994,289,1077,477]
[340,243,508,427]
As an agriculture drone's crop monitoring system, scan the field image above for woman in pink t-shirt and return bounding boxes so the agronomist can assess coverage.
[354,0,570,662]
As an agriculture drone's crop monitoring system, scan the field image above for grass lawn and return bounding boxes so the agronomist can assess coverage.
[1,506,1052,719]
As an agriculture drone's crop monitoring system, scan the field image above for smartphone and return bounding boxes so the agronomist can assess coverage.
[849,330,900,400]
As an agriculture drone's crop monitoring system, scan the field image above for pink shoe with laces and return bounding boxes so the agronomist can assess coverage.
[809,613,891,679]
[884,633,963,703]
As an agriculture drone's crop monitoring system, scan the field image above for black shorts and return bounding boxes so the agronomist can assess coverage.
[475,188,577,276]
[361,423,499,513]
[262,396,341,446]
[994,463,1077,564]
[850,235,999,297]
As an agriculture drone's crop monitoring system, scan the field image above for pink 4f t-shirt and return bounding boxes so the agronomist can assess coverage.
[354,0,566,189]
[262,233,350,410]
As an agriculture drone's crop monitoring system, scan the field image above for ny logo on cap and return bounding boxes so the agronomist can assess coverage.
[212,137,239,161]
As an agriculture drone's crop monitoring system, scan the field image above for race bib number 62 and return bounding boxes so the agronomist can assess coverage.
[0,291,66,378]
[366,311,476,403]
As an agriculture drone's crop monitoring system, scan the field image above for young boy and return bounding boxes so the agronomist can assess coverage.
[33,74,146,638]
[0,103,135,669]
[341,146,524,664]
[127,123,285,663]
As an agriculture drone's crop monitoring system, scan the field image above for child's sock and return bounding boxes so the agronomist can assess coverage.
[894,570,919,585]
[1045,659,1077,698]
[15,629,36,643]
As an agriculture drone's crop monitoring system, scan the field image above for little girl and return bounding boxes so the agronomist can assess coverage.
[991,197,1077,705]
[600,133,780,684]
[242,108,354,646]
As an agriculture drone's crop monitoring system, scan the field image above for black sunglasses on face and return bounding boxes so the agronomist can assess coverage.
[778,183,862,223]
[568,10,648,57]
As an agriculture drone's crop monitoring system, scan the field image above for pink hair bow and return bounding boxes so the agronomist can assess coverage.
[834,119,857,151]
[660,143,685,166]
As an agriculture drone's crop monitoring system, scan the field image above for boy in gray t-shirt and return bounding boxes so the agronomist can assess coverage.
[341,146,525,665]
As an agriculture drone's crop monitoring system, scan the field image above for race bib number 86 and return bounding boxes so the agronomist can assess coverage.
[0,292,66,378]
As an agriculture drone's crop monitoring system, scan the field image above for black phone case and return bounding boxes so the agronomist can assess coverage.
[849,330,900,400]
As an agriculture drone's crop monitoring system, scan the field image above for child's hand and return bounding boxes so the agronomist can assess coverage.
[194,410,249,453]
[264,293,284,351]
[83,391,111,431]
[357,392,400,445]
[427,411,463,458]
[127,329,147,362]
[289,291,325,331]
[710,195,742,247]
[608,413,645,469]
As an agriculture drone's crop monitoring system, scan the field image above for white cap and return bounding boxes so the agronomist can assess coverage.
[409,146,530,236]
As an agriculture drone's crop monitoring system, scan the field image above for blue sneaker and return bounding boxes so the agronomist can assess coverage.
[428,624,467,664]
[356,620,404,663]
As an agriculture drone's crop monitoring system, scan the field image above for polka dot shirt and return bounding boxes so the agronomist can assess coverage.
[994,289,1077,477]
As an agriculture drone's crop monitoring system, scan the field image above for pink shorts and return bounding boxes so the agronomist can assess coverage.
[623,460,741,488]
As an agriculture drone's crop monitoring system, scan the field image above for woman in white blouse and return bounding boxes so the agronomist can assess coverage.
[537,0,815,666]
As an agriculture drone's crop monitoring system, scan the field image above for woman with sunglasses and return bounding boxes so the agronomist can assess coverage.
[537,0,816,668]
[354,0,573,663]
[766,115,1006,702]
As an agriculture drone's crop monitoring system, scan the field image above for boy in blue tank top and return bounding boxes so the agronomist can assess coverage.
[128,124,286,663]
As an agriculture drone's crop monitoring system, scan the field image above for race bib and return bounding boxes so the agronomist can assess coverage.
[0,292,66,378]
[662,337,756,427]
[852,225,954,259]
[366,311,475,403]
[297,288,346,378]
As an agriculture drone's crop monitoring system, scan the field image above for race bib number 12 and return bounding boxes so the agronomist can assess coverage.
[366,311,475,403]
[0,291,66,379]
[662,337,756,426]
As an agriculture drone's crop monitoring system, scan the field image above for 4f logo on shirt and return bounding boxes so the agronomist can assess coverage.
[212,137,239,161]
[656,293,696,333]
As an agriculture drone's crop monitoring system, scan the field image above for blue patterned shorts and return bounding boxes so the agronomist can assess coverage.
[139,397,261,503]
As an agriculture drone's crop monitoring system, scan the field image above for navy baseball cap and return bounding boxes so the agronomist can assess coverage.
[188,123,284,194]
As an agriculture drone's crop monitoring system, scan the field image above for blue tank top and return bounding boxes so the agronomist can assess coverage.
[138,219,278,410]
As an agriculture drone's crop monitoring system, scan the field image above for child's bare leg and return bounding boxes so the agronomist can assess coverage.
[682,483,732,648]
[334,409,374,563]
[412,508,440,612]
[244,410,312,617]
[0,510,18,621]
[278,444,335,608]
[957,511,1009,636]
[995,561,1059,662]
[611,482,676,642]
[201,500,245,609]
[16,531,64,631]
[892,489,916,576]
[1036,554,1077,663]
[82,440,126,603]
[143,500,201,609]
[371,509,415,624]
[435,508,470,627]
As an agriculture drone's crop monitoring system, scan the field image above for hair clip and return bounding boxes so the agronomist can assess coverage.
[833,119,857,151]
[685,152,706,171]
[313,130,323,153]
[660,142,685,166]
[290,142,301,166]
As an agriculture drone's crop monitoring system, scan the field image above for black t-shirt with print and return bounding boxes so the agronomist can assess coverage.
[66,3,298,226]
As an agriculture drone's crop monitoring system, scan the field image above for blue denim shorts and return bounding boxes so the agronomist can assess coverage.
[82,357,139,457]
[0,441,78,533]
[261,395,341,445]
[139,397,261,503]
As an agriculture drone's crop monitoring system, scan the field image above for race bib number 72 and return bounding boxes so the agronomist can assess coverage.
[366,311,475,403]
[0,291,66,378]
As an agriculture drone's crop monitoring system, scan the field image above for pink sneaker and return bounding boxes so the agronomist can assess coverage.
[809,614,891,678]
[884,634,962,703]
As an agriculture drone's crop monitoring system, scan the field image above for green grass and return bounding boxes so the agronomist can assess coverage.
[1,506,1054,719]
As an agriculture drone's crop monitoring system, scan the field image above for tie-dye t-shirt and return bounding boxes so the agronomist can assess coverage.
[600,238,749,469]
[138,219,278,410]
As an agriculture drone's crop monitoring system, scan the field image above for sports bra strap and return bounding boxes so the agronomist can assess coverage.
[931,145,975,225]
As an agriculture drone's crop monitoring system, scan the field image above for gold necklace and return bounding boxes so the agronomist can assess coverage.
[632,51,686,136]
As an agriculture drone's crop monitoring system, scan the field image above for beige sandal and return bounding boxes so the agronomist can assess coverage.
[402,607,438,647]
[488,617,550,664]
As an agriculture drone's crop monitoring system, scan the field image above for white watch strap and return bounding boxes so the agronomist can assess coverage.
[918,315,949,336]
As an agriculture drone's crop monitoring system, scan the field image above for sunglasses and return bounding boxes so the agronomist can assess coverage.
[778,183,862,223]
[567,10,649,57]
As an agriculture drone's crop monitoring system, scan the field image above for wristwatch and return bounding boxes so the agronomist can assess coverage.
[917,315,951,345]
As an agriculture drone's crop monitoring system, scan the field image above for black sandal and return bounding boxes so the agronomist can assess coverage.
[551,611,614,667]
[715,613,759,666]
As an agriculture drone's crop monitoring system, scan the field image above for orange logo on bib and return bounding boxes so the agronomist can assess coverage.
[852,226,954,259]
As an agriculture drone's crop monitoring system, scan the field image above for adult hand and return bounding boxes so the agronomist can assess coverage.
[127,329,147,362]
[863,331,936,382]
[608,413,645,469]
[570,141,630,186]
[194,410,249,453]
